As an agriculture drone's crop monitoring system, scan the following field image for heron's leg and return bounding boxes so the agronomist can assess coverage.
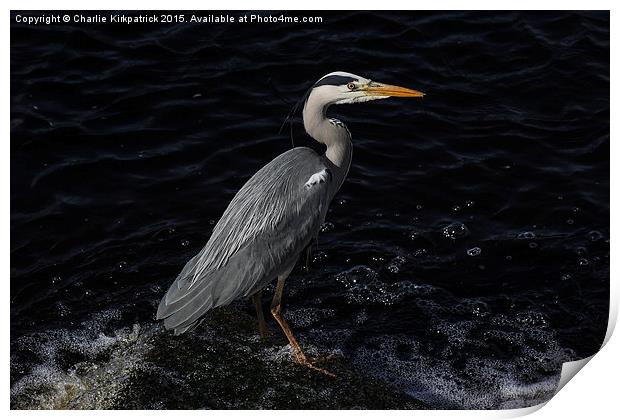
[251,290,268,339]
[270,271,307,364]
[270,269,335,377]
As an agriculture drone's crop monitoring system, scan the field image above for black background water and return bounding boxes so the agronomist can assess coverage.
[11,11,609,409]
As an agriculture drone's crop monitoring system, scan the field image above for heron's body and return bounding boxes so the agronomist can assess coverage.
[157,144,350,334]
[157,71,423,371]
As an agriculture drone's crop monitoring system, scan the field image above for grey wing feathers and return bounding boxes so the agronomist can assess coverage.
[157,147,331,334]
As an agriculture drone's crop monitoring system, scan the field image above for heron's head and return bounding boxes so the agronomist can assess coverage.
[306,71,424,108]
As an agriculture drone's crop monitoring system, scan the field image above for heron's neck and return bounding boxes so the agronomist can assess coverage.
[302,99,352,172]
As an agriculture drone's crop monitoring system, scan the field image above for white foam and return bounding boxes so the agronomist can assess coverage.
[11,310,147,409]
[352,323,573,409]
[285,307,336,328]
[335,265,438,306]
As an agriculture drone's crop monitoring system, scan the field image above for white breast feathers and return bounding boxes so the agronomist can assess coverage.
[304,169,330,189]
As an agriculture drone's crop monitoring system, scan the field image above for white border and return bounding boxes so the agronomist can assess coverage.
[4,1,616,418]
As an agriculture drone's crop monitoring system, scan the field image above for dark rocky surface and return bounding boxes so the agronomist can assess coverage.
[11,307,426,409]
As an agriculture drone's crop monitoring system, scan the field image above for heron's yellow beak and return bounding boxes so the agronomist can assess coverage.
[364,82,425,98]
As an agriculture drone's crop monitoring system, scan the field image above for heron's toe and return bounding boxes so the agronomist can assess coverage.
[302,361,336,378]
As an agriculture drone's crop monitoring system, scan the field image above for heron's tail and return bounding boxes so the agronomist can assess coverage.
[156,277,215,335]
[156,249,262,335]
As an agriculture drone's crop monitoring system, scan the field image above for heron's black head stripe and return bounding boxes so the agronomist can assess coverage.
[313,75,357,88]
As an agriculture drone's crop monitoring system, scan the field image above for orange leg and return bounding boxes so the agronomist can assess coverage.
[271,303,308,364]
[270,270,335,377]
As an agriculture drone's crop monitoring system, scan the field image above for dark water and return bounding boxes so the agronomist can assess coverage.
[11,11,609,409]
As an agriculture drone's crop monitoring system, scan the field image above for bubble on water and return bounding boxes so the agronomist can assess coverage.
[588,230,603,241]
[208,219,215,225]
[180,240,190,247]
[336,265,376,289]
[466,200,475,208]
[578,258,589,266]
[505,255,513,261]
[528,242,538,249]
[387,256,406,273]
[312,251,328,263]
[470,301,490,318]
[566,219,574,225]
[575,247,587,256]
[408,231,420,241]
[561,273,572,281]
[452,205,462,212]
[434,320,475,348]
[557,195,564,200]
[259,343,297,364]
[117,261,127,269]
[319,222,334,233]
[572,207,580,213]
[415,204,423,210]
[517,231,536,240]
[51,276,61,285]
[375,212,383,217]
[514,311,549,327]
[335,265,437,306]
[285,307,336,328]
[414,248,428,257]
[303,329,352,355]
[467,247,482,257]
[442,222,470,240]
[55,302,71,317]
[355,309,369,325]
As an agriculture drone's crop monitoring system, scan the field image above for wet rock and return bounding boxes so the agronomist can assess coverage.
[11,308,426,409]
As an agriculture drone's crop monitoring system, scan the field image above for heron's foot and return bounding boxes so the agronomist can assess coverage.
[300,360,336,378]
[270,301,335,377]
[293,352,336,378]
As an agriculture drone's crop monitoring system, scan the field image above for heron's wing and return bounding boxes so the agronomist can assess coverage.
[157,147,332,333]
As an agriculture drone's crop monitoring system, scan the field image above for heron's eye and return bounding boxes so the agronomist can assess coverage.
[347,82,356,91]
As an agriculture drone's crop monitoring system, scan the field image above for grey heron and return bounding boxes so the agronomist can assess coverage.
[157,71,424,374]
